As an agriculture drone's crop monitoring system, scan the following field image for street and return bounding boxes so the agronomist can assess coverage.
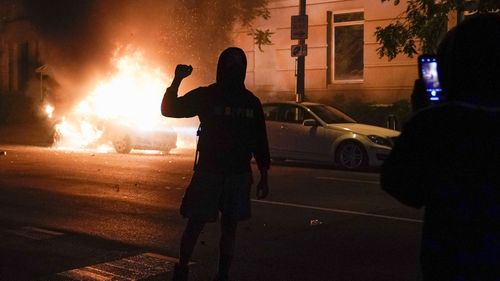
[0,145,423,281]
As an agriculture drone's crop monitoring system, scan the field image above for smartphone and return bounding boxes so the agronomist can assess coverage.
[418,55,443,103]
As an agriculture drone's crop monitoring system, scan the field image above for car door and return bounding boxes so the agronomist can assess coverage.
[279,105,331,161]
[262,104,287,157]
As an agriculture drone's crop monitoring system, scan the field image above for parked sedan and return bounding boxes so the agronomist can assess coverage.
[262,102,399,170]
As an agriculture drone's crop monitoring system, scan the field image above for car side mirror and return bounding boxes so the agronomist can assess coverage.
[303,119,319,127]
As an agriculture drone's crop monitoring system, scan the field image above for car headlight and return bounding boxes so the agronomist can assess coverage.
[367,135,391,147]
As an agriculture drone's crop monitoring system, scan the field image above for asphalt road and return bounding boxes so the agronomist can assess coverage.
[0,145,424,281]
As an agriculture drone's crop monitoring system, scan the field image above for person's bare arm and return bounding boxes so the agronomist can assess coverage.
[161,64,194,117]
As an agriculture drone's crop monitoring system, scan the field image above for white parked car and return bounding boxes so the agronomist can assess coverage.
[262,102,400,170]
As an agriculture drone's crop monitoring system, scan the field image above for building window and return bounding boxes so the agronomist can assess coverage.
[331,11,364,82]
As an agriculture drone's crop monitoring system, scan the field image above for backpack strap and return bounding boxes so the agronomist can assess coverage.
[193,123,202,170]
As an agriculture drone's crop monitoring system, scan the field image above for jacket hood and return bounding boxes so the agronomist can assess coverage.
[216,47,247,91]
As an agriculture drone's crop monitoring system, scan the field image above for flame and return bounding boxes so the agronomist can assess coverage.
[51,50,193,153]
[44,104,54,118]
[54,116,106,149]
[82,52,167,129]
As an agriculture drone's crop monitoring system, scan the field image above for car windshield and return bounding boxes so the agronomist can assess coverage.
[307,105,356,124]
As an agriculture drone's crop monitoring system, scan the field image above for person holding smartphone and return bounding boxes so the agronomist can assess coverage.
[410,55,445,111]
[161,47,270,281]
[381,13,500,280]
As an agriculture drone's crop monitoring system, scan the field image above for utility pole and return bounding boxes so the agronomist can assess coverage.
[296,0,306,103]
[291,0,307,103]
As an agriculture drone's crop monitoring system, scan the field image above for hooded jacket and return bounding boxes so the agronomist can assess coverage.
[162,48,270,174]
[381,102,500,280]
[381,15,500,280]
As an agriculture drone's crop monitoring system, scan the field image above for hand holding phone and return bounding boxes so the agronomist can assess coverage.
[418,55,443,103]
[411,79,428,112]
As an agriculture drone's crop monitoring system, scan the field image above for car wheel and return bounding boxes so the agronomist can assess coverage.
[113,135,132,154]
[336,141,367,170]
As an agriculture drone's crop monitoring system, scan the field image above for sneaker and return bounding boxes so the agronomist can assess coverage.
[172,263,189,281]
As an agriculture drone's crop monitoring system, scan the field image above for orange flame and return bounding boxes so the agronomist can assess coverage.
[51,50,194,153]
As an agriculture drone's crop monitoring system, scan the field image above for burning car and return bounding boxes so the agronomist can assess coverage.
[105,124,177,154]
[46,51,180,154]
[52,114,177,154]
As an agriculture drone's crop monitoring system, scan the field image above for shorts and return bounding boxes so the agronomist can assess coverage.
[180,171,253,222]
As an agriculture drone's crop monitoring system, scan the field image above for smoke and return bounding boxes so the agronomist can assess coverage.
[22,0,266,110]
[14,0,270,149]
[23,0,119,107]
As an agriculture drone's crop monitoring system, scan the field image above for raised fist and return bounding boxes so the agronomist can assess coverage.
[175,64,193,80]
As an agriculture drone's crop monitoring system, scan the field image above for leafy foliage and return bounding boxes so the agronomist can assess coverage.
[375,0,500,60]
[249,28,274,51]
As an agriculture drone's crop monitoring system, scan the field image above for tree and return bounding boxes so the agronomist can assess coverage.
[249,28,274,52]
[375,0,500,60]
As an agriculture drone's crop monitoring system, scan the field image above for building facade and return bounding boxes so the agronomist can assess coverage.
[234,0,422,104]
[0,2,41,98]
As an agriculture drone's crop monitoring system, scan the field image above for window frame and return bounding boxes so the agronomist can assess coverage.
[330,9,365,84]
[262,104,281,122]
[281,105,315,124]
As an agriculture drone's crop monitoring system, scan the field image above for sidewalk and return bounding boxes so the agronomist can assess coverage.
[0,123,53,147]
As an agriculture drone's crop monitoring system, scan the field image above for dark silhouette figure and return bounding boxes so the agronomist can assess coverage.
[381,14,500,281]
[161,47,270,281]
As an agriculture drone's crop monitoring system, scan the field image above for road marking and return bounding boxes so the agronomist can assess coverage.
[316,176,379,185]
[6,226,64,240]
[58,267,119,281]
[252,200,423,223]
[55,253,182,281]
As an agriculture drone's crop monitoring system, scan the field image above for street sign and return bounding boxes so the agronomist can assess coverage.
[291,15,308,40]
[35,65,50,74]
[291,44,307,57]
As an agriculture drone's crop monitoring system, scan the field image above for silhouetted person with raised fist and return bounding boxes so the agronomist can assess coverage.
[161,47,270,281]
[381,14,500,281]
